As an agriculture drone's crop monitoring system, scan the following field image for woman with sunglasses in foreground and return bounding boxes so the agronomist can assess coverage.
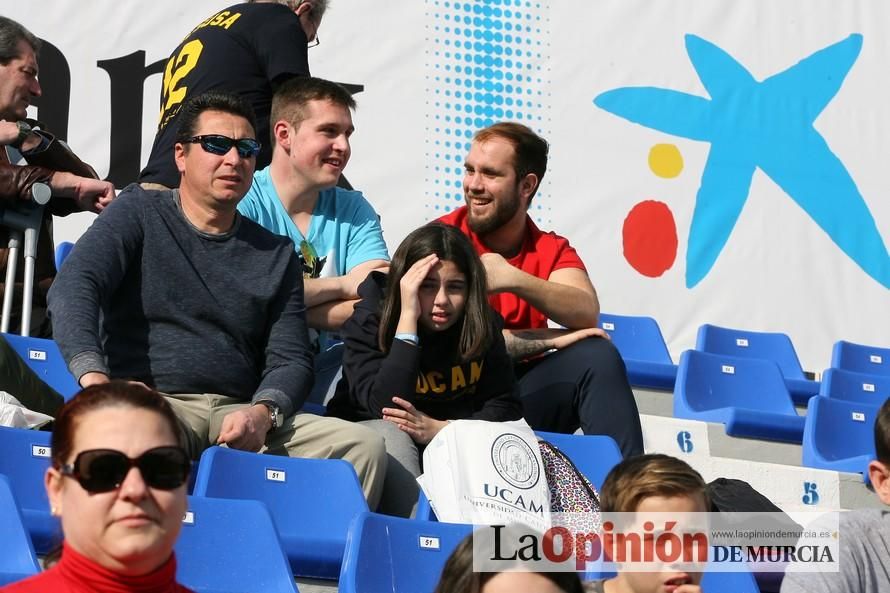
[2,382,194,592]
[326,223,524,517]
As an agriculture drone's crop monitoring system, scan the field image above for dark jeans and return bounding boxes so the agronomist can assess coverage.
[517,337,644,459]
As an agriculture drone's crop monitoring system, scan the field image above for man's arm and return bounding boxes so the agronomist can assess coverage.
[17,126,100,179]
[502,327,610,361]
[466,321,524,421]
[303,189,390,328]
[46,171,115,213]
[251,254,315,417]
[305,299,359,332]
[303,258,389,307]
[219,256,313,453]
[0,119,113,213]
[0,122,114,214]
[482,253,599,329]
[47,192,144,384]
[0,164,112,209]
[304,258,389,328]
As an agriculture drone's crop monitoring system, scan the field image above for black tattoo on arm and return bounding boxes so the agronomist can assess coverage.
[503,329,555,361]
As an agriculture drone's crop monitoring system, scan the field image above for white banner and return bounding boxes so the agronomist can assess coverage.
[10,0,890,372]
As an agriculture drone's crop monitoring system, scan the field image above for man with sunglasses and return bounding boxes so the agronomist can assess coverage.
[238,77,389,406]
[48,91,387,510]
[139,0,326,190]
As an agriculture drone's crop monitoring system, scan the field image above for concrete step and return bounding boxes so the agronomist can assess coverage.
[634,386,809,466]
[639,413,881,512]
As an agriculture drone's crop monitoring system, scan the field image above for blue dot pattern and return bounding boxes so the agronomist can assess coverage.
[426,0,550,220]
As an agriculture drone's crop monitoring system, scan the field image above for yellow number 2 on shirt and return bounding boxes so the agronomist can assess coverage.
[160,39,204,121]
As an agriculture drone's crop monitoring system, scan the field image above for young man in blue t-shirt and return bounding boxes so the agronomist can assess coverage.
[239,77,389,404]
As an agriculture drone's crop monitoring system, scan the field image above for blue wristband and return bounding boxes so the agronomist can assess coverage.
[394,332,420,345]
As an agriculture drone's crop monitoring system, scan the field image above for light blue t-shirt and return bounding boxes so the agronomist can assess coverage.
[239,168,390,279]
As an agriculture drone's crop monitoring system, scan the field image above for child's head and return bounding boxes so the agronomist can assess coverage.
[600,454,710,514]
[380,223,493,358]
[433,530,585,593]
[869,397,890,505]
[600,454,709,593]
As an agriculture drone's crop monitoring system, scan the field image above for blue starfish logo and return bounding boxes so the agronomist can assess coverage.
[595,34,890,289]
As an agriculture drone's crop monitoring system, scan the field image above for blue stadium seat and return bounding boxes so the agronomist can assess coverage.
[674,350,806,443]
[175,495,298,593]
[819,368,890,405]
[299,402,327,415]
[415,489,436,522]
[417,432,622,522]
[0,475,41,586]
[3,334,79,400]
[599,313,677,390]
[533,431,623,491]
[802,396,878,479]
[0,426,60,554]
[696,323,819,405]
[831,340,890,376]
[54,241,75,272]
[700,565,759,593]
[192,446,368,580]
[339,512,472,593]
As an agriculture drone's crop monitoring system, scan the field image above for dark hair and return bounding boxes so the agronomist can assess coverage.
[875,398,890,466]
[434,531,585,593]
[600,453,710,513]
[174,91,258,145]
[0,16,41,63]
[247,0,329,25]
[379,223,493,361]
[474,122,549,203]
[270,76,355,145]
[51,382,184,469]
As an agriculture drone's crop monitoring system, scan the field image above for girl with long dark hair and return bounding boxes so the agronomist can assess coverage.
[327,223,523,516]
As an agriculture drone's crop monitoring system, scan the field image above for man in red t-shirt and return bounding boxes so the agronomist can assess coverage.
[437,122,643,457]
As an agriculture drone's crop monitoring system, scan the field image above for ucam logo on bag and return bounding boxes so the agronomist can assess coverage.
[491,432,542,489]
[419,419,551,532]
[482,432,547,516]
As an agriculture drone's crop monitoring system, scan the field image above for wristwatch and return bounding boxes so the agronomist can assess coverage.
[10,121,31,149]
[258,401,282,430]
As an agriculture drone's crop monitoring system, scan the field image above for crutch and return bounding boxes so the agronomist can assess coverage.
[0,182,51,336]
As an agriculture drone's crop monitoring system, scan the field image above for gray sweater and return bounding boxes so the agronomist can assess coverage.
[781,509,890,593]
[48,185,313,417]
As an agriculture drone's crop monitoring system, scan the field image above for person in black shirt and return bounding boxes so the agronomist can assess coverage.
[327,223,523,517]
[139,0,325,189]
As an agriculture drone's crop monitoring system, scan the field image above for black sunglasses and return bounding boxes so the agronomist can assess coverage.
[60,446,191,493]
[184,135,261,159]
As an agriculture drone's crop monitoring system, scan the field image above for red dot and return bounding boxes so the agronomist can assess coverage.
[622,200,678,278]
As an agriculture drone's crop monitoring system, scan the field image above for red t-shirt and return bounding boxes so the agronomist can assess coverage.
[437,206,586,329]
[1,542,194,593]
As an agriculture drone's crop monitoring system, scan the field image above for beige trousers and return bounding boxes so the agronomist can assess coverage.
[163,393,387,510]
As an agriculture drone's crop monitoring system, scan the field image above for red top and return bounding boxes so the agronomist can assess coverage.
[1,542,194,593]
[437,206,586,329]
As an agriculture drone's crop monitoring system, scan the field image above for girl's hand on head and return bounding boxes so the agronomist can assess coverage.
[398,254,439,321]
[383,396,449,445]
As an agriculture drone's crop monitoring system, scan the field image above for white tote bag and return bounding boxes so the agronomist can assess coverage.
[418,419,551,531]
[0,391,53,429]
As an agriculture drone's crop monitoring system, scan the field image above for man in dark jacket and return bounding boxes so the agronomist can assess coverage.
[139,0,326,189]
[0,16,115,337]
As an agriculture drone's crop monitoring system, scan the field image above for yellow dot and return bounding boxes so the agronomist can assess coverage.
[648,143,684,178]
